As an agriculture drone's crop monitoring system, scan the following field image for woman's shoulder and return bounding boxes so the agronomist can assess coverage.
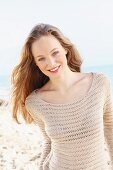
[25,90,38,106]
[87,71,110,80]
[94,72,111,83]
[89,72,111,90]
[76,71,106,78]
[79,71,110,82]
[81,72,111,89]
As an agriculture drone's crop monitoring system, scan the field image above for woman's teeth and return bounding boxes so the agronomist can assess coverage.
[49,66,59,72]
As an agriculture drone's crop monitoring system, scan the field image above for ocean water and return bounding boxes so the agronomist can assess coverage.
[0,64,113,99]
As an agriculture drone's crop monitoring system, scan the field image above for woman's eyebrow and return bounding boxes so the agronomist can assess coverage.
[36,48,58,58]
[50,48,58,53]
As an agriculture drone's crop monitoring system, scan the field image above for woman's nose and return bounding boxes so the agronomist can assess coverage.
[47,58,55,67]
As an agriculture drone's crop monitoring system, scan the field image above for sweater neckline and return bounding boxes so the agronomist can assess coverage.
[33,72,96,106]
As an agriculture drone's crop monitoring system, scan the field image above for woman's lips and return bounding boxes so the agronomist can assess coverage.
[49,65,60,72]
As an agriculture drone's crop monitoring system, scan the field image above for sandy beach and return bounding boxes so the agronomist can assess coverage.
[0,100,42,170]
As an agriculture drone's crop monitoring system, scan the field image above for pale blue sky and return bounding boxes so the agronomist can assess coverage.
[0,0,113,75]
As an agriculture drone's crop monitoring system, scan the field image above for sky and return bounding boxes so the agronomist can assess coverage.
[0,0,113,75]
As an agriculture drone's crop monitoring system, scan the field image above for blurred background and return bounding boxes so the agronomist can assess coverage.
[0,1,113,169]
[0,0,113,99]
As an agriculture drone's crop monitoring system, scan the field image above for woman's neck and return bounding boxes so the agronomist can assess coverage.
[47,70,80,93]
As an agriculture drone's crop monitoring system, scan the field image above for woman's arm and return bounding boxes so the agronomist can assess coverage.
[35,118,51,169]
[103,76,113,167]
[25,99,51,170]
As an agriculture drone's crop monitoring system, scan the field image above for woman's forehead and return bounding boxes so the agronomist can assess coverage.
[31,35,62,56]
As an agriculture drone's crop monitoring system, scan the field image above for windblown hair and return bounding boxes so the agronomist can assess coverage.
[11,23,83,123]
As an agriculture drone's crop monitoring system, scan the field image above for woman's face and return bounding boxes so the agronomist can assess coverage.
[31,35,68,79]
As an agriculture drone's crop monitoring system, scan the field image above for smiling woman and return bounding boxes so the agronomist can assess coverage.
[11,23,113,170]
[31,35,68,79]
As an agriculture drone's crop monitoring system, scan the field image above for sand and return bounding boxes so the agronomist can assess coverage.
[0,101,42,170]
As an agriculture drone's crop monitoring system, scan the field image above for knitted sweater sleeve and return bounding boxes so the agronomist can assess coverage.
[103,76,113,167]
[25,98,51,170]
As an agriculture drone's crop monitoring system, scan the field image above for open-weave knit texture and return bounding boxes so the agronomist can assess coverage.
[25,72,113,170]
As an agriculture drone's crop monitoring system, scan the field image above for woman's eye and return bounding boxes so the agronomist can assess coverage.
[38,58,45,61]
[53,51,59,56]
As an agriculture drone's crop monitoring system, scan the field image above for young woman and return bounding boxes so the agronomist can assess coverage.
[11,23,113,170]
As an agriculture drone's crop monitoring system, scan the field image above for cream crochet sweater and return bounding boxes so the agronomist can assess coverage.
[25,72,113,170]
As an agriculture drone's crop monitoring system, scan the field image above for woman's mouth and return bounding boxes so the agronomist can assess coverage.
[49,65,60,73]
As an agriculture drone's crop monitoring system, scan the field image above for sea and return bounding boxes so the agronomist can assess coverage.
[0,64,113,100]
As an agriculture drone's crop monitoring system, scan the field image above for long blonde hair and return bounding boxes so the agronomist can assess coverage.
[11,23,83,123]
